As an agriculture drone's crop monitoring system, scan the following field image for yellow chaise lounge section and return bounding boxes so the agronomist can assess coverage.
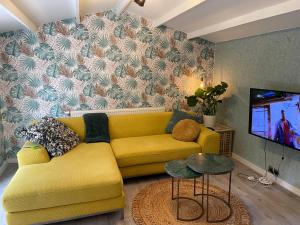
[3,143,124,225]
[2,112,220,225]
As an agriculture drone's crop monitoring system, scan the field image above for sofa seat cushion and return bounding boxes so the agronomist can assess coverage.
[2,143,123,213]
[111,134,201,167]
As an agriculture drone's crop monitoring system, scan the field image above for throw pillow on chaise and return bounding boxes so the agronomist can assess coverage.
[18,116,80,157]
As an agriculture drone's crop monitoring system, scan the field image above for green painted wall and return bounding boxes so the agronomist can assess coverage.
[214,28,300,188]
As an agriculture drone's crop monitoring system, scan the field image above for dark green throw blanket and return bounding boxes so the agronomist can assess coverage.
[83,113,110,143]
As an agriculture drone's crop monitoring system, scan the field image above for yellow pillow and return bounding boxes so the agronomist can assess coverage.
[172,119,201,142]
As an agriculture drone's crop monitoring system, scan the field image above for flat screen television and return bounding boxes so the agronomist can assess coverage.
[249,88,300,151]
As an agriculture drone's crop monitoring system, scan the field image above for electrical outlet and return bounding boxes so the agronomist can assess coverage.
[274,168,279,176]
[268,165,273,174]
[268,165,279,176]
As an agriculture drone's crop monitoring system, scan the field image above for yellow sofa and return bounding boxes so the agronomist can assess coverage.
[2,112,220,225]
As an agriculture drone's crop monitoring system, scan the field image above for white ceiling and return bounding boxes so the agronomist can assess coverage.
[0,4,24,32]
[164,0,286,33]
[0,0,300,43]
[127,0,184,21]
[80,0,114,16]
[201,9,300,43]
[11,0,77,25]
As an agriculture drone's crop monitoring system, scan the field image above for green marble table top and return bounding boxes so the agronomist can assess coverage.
[165,160,202,179]
[187,153,235,175]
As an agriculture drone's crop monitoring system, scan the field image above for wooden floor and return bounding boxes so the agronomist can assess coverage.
[1,161,300,225]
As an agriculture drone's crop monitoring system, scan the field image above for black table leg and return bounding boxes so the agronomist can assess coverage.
[193,178,196,195]
[206,173,233,223]
[202,175,204,207]
[170,178,204,221]
[177,178,180,219]
[206,174,209,222]
[228,171,232,204]
[171,177,175,200]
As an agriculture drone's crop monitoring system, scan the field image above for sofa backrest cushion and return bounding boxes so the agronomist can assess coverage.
[58,112,172,141]
[58,117,86,141]
[109,112,172,139]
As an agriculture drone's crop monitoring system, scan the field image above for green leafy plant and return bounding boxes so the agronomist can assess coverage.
[185,82,228,115]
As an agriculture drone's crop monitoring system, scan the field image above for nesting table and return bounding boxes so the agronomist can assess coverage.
[165,153,235,223]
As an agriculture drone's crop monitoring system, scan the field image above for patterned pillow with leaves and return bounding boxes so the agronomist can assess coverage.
[18,117,80,157]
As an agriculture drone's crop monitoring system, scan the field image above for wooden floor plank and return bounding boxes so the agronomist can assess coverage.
[0,160,300,225]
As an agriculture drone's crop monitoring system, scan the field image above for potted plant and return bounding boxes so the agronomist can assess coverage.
[185,82,228,128]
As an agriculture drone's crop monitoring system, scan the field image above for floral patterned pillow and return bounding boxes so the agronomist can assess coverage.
[18,117,80,157]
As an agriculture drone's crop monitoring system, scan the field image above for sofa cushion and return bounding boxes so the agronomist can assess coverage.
[172,119,201,142]
[18,117,80,157]
[2,143,123,213]
[111,134,201,167]
[58,112,173,141]
[109,112,172,139]
[165,110,202,133]
[58,117,85,141]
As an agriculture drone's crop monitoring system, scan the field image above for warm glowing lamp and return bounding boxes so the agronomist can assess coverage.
[200,77,205,88]
[193,65,206,89]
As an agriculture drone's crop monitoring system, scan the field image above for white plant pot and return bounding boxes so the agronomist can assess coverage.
[203,115,216,128]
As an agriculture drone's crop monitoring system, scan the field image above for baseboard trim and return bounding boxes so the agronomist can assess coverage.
[0,160,8,176]
[232,153,300,197]
[7,158,17,163]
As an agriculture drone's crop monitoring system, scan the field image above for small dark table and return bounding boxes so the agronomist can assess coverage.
[187,153,235,223]
[165,160,204,221]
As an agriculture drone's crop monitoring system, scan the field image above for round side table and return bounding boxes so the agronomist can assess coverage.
[165,160,204,221]
[187,153,235,223]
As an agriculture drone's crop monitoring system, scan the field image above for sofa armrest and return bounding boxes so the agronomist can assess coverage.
[17,142,50,167]
[197,125,220,154]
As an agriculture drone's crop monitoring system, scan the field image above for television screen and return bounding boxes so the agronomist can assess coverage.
[249,88,300,150]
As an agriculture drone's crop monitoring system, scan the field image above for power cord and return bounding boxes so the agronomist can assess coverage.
[238,141,286,187]
[274,144,285,182]
[256,140,273,186]
[237,172,272,187]
[237,140,273,187]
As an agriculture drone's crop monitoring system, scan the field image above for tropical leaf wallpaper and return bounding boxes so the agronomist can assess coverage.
[0,10,214,163]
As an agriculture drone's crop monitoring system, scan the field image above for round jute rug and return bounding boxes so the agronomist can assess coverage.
[132,179,250,225]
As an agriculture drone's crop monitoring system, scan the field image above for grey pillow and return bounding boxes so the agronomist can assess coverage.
[18,117,80,157]
[165,110,202,133]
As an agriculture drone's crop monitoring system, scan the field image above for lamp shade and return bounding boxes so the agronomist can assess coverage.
[134,0,145,7]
